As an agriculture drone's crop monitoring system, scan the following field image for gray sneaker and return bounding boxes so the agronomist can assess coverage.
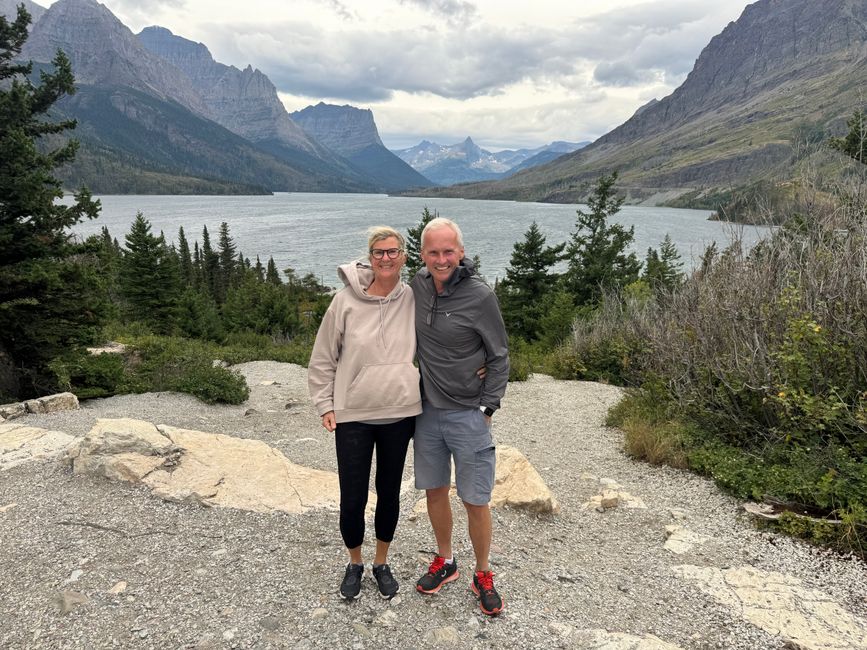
[340,563,364,600]
[372,564,400,599]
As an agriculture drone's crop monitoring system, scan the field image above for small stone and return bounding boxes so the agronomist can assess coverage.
[67,569,84,583]
[138,629,149,639]
[222,629,236,642]
[375,610,399,627]
[108,581,127,594]
[390,595,403,607]
[258,381,279,386]
[311,608,328,620]
[424,626,461,646]
[600,490,620,509]
[599,477,619,488]
[548,622,574,638]
[617,583,630,593]
[0,503,18,513]
[244,408,259,416]
[669,508,687,520]
[352,623,370,637]
[211,548,228,557]
[55,590,89,615]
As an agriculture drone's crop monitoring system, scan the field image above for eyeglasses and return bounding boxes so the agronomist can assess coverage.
[370,248,403,259]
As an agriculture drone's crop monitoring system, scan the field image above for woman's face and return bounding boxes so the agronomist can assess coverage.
[369,235,405,283]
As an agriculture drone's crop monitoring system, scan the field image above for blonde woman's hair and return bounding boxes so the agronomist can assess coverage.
[367,225,406,252]
[421,217,464,249]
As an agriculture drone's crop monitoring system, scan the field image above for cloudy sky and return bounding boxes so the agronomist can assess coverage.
[46,0,755,150]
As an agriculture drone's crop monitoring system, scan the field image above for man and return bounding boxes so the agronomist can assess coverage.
[410,217,509,616]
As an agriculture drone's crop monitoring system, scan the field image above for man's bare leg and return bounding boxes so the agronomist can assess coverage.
[464,502,492,571]
[425,486,453,558]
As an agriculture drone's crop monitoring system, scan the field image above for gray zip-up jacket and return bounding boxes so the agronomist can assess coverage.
[410,258,509,412]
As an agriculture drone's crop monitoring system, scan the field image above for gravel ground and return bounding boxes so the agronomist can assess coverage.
[2,361,866,649]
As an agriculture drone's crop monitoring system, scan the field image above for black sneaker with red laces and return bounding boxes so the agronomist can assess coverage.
[472,570,504,616]
[416,555,459,594]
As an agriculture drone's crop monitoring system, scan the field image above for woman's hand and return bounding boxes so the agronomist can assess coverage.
[477,365,487,380]
[321,411,337,432]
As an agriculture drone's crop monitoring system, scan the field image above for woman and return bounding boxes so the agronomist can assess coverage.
[308,226,421,600]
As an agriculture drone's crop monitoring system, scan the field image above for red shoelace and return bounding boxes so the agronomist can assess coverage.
[475,570,495,591]
[427,556,446,574]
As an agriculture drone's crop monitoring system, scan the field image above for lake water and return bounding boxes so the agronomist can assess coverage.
[69,193,770,286]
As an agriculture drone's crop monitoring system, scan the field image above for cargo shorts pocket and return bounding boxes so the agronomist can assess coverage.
[472,422,496,502]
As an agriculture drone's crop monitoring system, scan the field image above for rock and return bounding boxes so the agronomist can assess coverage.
[664,526,710,555]
[0,402,26,421]
[600,490,620,510]
[549,622,574,638]
[244,409,258,416]
[36,392,79,413]
[87,342,127,356]
[222,629,236,642]
[375,610,398,627]
[24,399,45,414]
[108,581,127,594]
[66,418,369,515]
[600,477,621,489]
[0,503,18,512]
[258,381,279,386]
[1,423,76,471]
[352,623,370,637]
[490,445,559,514]
[668,508,687,520]
[673,564,867,649]
[55,591,89,615]
[66,569,84,583]
[743,501,782,520]
[311,608,328,620]
[424,626,461,646]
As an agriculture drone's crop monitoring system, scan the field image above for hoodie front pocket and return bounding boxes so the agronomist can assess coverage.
[345,362,421,410]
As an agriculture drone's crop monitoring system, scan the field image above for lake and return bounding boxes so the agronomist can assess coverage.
[69,193,769,286]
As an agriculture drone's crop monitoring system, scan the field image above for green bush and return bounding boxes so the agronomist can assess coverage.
[174,363,249,405]
[48,351,125,399]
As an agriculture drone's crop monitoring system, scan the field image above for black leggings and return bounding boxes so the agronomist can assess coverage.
[334,418,415,549]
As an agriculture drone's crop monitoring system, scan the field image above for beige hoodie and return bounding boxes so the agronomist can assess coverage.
[308,261,422,423]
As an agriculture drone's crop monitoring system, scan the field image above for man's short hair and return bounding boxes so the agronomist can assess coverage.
[421,217,464,249]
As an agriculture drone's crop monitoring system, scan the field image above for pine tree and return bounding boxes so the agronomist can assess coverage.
[0,6,107,397]
[643,234,684,292]
[177,226,193,286]
[254,256,265,282]
[563,172,641,307]
[200,225,219,300]
[830,109,866,164]
[265,257,282,285]
[119,213,180,331]
[405,206,436,280]
[496,221,565,341]
[215,221,237,301]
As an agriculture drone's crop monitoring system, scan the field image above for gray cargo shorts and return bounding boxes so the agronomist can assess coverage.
[413,404,496,506]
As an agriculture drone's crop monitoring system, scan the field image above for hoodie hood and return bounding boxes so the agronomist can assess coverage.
[338,260,408,302]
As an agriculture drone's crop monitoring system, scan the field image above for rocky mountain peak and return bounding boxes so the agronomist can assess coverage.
[290,103,385,156]
[138,25,321,154]
[0,0,46,25]
[22,0,209,117]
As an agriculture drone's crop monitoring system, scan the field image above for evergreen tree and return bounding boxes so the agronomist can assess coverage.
[642,234,684,293]
[405,206,436,280]
[265,257,282,285]
[830,109,866,164]
[200,225,219,300]
[254,256,265,282]
[175,287,224,341]
[177,226,193,286]
[496,221,565,341]
[563,172,640,307]
[215,221,237,301]
[0,6,106,397]
[119,213,180,331]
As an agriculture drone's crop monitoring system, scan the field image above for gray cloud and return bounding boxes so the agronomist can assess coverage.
[202,2,744,103]
[398,0,477,24]
[324,0,357,21]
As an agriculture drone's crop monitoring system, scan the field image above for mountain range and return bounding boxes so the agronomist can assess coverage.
[7,0,431,194]
[391,138,588,186]
[418,0,867,206]
[6,0,863,204]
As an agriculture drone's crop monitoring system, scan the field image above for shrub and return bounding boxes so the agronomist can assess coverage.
[49,351,125,399]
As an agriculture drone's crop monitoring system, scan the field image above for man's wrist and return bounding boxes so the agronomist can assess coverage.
[480,406,495,417]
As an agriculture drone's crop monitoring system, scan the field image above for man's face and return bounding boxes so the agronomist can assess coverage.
[421,226,464,290]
